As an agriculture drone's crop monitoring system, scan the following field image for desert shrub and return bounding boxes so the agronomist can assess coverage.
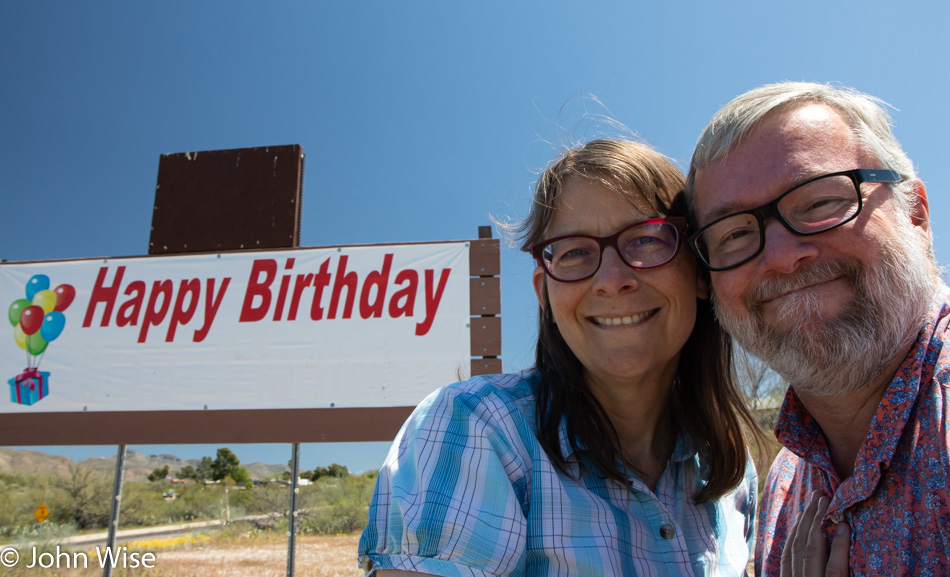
[223,485,254,514]
[53,464,111,529]
[0,471,98,534]
[172,483,232,522]
[0,480,32,534]
[118,481,173,527]
[3,519,77,543]
[161,483,210,522]
[0,466,380,538]
[242,483,290,519]
[298,471,376,534]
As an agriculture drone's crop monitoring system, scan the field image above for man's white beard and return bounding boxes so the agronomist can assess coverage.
[713,222,936,398]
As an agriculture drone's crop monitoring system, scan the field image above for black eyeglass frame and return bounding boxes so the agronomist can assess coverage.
[530,216,689,283]
[688,168,902,272]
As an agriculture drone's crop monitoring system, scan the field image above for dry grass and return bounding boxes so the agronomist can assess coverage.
[0,532,362,577]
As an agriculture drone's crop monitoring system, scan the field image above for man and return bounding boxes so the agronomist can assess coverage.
[686,82,949,577]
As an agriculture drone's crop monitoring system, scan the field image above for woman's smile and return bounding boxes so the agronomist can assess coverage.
[590,308,658,326]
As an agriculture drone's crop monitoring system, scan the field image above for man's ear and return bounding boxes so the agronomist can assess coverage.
[533,266,547,311]
[908,178,931,232]
[696,270,710,300]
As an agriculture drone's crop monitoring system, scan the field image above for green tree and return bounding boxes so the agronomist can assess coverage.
[211,448,242,482]
[195,456,214,481]
[230,466,251,485]
[147,465,170,482]
[310,463,349,481]
[177,465,196,480]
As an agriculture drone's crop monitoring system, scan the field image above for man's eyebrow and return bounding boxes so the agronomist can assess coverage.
[700,199,754,225]
[699,169,825,225]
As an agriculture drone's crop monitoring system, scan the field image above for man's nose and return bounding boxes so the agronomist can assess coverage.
[756,219,819,275]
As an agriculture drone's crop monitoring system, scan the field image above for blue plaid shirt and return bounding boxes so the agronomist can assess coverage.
[358,372,756,576]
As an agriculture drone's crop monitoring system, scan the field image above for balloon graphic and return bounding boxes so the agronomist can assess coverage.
[26,275,50,301]
[53,284,76,312]
[14,323,27,350]
[32,290,57,315]
[26,333,48,355]
[8,299,30,327]
[40,312,66,343]
[19,306,44,336]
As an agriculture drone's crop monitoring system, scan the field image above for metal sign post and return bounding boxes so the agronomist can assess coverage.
[286,442,301,577]
[103,444,127,577]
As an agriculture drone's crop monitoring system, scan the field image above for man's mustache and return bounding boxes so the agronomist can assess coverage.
[747,260,860,309]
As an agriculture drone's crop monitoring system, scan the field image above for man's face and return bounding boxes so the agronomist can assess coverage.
[692,103,934,396]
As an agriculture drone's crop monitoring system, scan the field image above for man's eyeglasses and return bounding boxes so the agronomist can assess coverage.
[688,168,901,272]
[531,217,688,283]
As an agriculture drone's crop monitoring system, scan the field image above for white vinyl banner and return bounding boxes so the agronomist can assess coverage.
[1,243,471,413]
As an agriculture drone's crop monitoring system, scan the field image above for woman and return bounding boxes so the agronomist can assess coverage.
[358,139,763,576]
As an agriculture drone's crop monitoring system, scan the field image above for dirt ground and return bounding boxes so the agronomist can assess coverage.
[0,533,363,577]
[154,533,362,577]
[0,533,756,575]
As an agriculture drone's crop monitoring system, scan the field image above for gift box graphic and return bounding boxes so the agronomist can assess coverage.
[8,368,49,406]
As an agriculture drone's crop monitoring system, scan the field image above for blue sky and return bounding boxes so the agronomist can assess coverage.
[3,2,948,473]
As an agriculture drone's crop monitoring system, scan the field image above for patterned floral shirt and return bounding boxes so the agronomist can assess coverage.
[756,283,950,577]
[360,372,757,576]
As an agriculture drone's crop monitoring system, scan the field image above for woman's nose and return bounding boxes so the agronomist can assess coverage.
[591,247,639,294]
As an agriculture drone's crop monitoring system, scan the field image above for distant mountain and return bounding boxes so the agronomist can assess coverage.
[0,448,288,482]
[81,449,188,480]
[0,448,73,478]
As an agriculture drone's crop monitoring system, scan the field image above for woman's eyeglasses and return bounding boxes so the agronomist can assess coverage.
[531,217,688,283]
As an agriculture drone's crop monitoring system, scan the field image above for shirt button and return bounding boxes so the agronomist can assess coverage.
[660,524,676,540]
[359,555,374,572]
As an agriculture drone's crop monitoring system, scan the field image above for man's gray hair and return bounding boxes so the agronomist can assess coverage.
[686,82,919,214]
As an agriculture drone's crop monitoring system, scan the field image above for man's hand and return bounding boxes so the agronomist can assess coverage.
[780,491,850,577]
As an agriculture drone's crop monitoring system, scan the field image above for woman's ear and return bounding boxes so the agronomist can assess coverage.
[533,266,547,310]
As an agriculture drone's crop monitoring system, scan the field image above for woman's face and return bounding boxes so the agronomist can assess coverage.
[532,177,706,390]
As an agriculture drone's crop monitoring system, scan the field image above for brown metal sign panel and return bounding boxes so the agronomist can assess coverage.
[0,407,415,445]
[149,144,303,255]
[468,238,501,276]
[470,316,501,357]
